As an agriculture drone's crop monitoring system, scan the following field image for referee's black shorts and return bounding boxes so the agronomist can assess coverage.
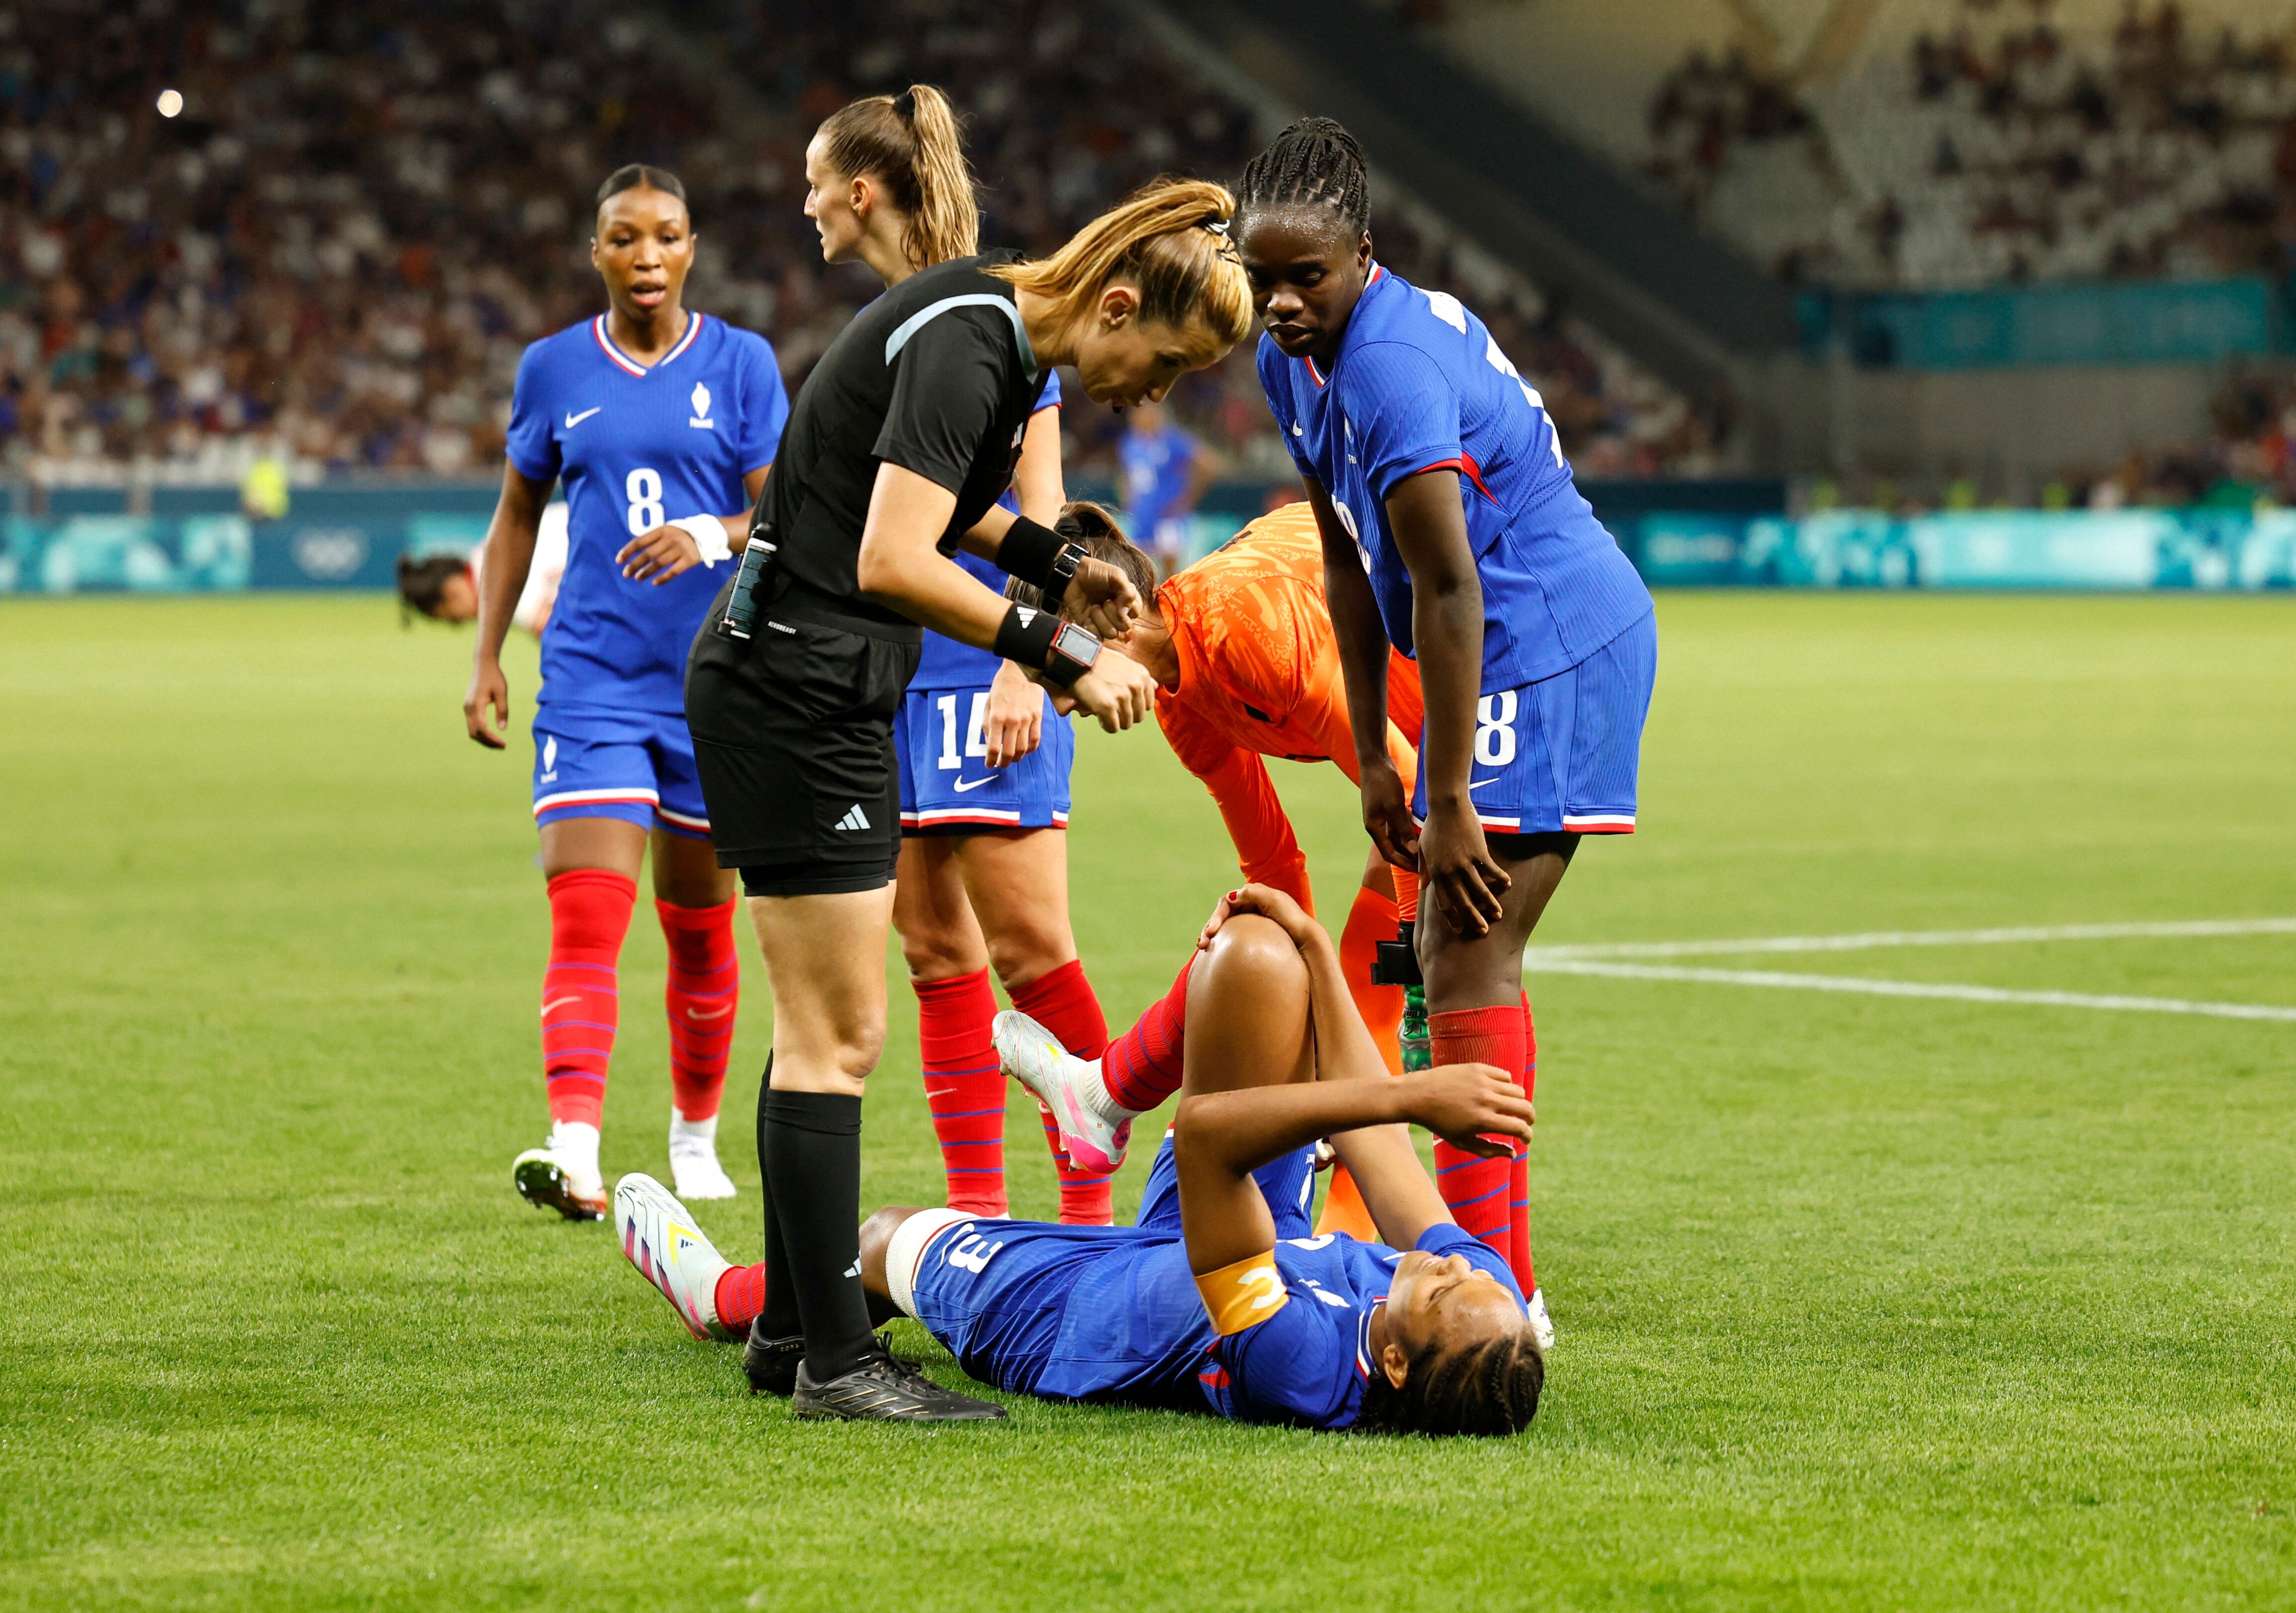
[685,581,921,898]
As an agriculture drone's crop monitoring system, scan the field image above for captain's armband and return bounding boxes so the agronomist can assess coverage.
[1194,1252,1289,1337]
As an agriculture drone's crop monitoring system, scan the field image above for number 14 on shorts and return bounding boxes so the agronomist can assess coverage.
[935,691,992,771]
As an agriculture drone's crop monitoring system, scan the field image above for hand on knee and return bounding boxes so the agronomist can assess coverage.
[1203,915,1308,994]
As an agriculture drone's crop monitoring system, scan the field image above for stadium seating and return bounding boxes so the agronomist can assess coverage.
[0,0,1718,491]
[1410,0,2296,293]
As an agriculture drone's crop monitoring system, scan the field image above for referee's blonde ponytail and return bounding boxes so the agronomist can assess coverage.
[988,179,1253,348]
[818,84,980,271]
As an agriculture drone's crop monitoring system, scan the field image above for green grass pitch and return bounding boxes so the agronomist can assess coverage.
[3,590,2293,1611]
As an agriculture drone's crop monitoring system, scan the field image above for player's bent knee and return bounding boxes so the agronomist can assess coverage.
[1202,915,1308,995]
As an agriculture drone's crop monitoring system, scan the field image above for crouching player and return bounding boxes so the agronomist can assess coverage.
[614,884,1543,1433]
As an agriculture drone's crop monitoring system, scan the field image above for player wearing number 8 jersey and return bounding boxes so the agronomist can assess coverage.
[1238,119,1656,1324]
[463,164,789,1220]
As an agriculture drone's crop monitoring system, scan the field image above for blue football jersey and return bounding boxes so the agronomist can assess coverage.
[1257,265,1650,690]
[909,370,1062,689]
[1199,1224,1522,1430]
[505,312,789,720]
[1119,420,1197,531]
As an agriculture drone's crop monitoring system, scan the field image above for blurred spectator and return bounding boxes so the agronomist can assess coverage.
[1646,46,1814,212]
[0,0,1718,486]
[1650,0,2296,292]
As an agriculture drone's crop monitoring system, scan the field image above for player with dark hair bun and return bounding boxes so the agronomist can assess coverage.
[457,162,790,1220]
[1235,117,1658,1347]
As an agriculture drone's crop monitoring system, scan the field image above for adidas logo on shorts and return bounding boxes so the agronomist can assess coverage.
[833,805,872,832]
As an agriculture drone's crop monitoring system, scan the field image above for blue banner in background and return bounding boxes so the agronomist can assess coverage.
[0,483,504,595]
[7,485,2296,595]
[1617,507,2296,590]
[1802,277,2283,369]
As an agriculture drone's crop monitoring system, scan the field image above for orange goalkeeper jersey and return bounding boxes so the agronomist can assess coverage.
[1154,501,1422,914]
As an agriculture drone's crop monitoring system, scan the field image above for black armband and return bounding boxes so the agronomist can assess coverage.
[992,603,1101,689]
[993,516,1085,608]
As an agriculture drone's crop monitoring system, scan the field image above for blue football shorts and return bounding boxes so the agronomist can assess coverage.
[1414,607,1657,837]
[531,707,711,839]
[887,1140,1317,1403]
[895,684,1073,836]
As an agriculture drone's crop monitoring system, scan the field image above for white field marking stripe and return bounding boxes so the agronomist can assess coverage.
[1523,959,2296,1023]
[1528,917,2296,962]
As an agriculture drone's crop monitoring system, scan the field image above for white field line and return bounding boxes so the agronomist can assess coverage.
[1523,960,2296,1023]
[1528,917,2296,962]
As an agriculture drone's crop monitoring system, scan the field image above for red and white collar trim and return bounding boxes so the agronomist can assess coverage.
[592,311,704,377]
[1300,264,1386,389]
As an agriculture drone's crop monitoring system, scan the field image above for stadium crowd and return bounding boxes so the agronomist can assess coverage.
[0,0,1721,490]
[1651,0,2296,291]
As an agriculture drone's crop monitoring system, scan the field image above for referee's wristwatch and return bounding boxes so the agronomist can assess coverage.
[1044,620,1100,687]
[1040,543,1084,611]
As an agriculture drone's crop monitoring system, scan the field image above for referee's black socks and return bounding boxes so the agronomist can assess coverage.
[760,1087,879,1381]
[751,1056,803,1344]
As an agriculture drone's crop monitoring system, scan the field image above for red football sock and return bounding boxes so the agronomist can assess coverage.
[1033,1103,1108,1224]
[1009,959,1113,1224]
[541,869,636,1131]
[1100,957,1194,1115]
[714,1261,767,1333]
[917,968,1007,1216]
[1006,957,1109,1059]
[1513,989,1536,1296]
[1393,866,1420,925]
[1339,884,1403,1074]
[1429,1003,1527,1264]
[658,897,739,1123]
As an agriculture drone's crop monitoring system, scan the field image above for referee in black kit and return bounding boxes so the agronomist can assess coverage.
[684,176,1254,1422]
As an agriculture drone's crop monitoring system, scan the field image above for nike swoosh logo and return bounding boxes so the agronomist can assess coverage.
[685,1005,731,1021]
[541,995,581,1015]
[564,407,601,428]
[951,775,1000,792]
[1468,777,1502,791]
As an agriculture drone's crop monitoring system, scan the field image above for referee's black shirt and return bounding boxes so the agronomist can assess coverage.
[759,251,1050,632]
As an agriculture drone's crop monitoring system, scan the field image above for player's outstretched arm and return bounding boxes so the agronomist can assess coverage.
[1174,1041,1529,1274]
[1384,469,1509,937]
[862,463,1155,731]
[1187,887,1528,1255]
[1306,480,1418,876]
[465,462,554,749]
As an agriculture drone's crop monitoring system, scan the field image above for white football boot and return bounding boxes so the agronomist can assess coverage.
[1527,1288,1556,1354]
[667,1113,738,1201]
[512,1121,607,1221]
[613,1173,736,1341]
[993,1009,1131,1175]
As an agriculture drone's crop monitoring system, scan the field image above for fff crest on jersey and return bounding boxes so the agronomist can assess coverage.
[689,382,713,429]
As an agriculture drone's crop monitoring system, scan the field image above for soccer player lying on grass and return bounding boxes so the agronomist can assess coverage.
[1013,503,1550,1332]
[615,884,1544,1433]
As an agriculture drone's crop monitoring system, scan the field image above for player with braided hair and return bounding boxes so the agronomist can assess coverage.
[1234,118,1658,1345]
[612,881,1543,1436]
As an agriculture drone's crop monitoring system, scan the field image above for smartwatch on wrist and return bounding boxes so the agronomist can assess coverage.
[1043,621,1101,688]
